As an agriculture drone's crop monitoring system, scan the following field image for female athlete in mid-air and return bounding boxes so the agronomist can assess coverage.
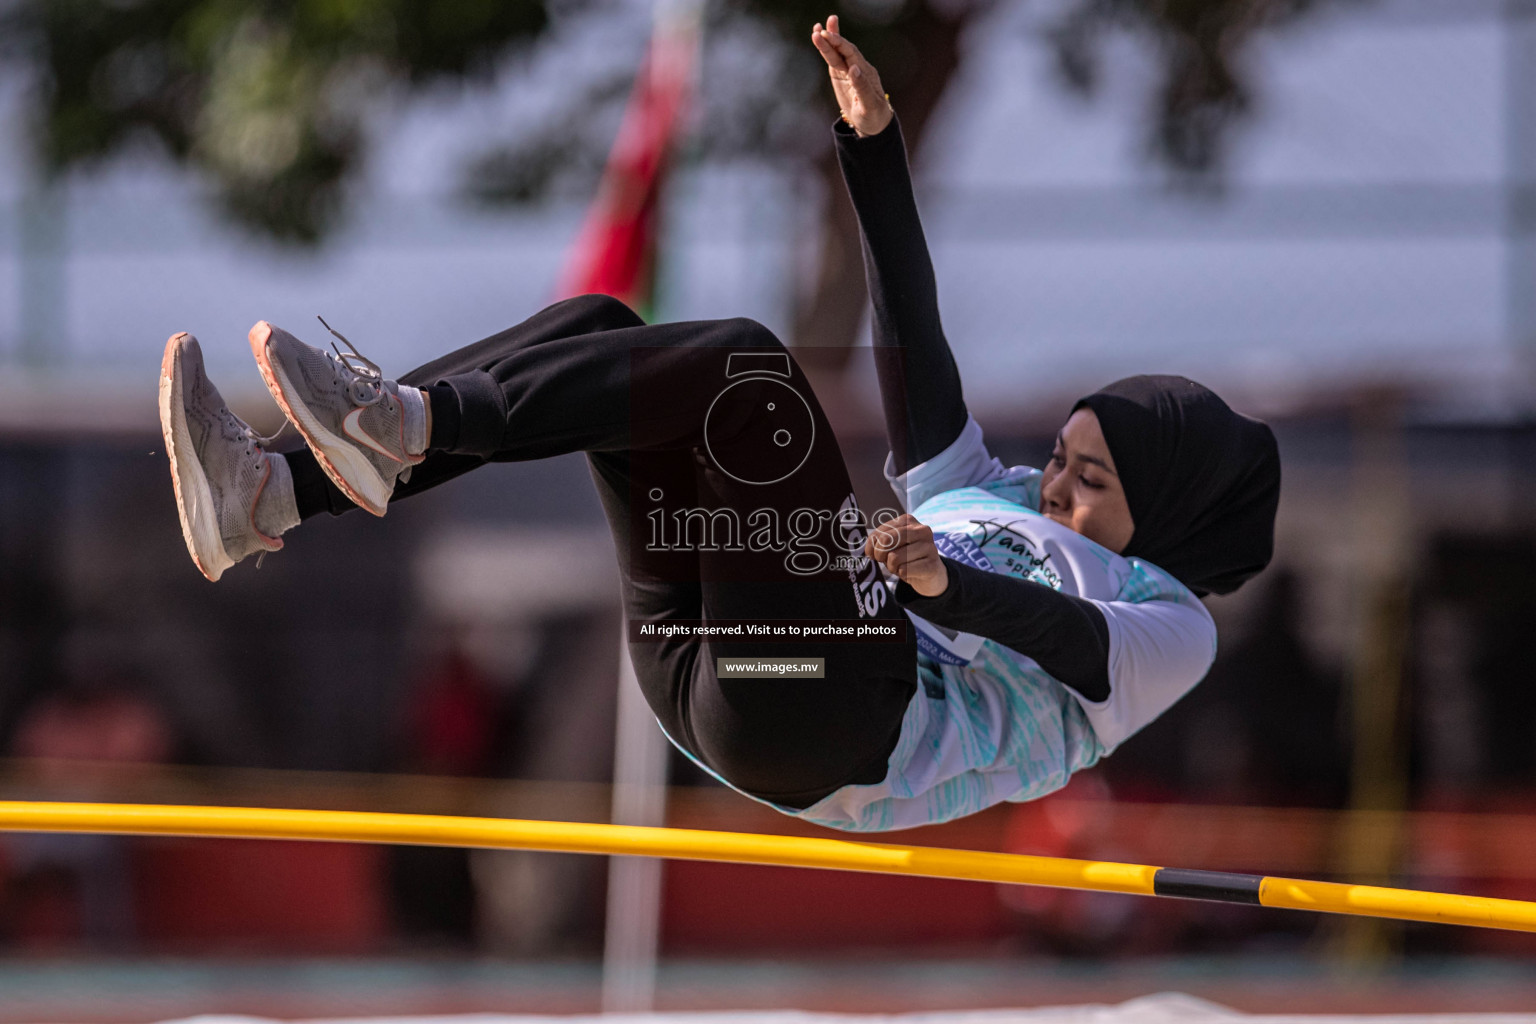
[159,16,1279,832]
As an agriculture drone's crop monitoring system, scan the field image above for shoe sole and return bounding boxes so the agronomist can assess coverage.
[249,321,391,517]
[159,333,234,582]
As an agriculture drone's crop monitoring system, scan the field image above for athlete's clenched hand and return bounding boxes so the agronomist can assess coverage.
[864,513,949,597]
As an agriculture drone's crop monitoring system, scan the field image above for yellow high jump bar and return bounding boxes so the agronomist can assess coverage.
[0,800,1533,933]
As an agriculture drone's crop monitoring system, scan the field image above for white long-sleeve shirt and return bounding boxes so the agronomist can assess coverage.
[670,415,1218,832]
[801,416,1215,830]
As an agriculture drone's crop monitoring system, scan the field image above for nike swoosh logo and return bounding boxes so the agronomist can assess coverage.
[343,407,403,462]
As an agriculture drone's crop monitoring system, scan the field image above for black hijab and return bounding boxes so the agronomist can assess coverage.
[1074,375,1280,597]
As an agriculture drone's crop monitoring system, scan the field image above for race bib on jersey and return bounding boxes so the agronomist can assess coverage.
[906,531,992,669]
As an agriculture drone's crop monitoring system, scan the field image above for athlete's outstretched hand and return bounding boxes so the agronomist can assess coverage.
[811,14,893,138]
[865,513,949,597]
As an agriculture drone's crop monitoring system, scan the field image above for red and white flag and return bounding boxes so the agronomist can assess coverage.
[555,16,698,318]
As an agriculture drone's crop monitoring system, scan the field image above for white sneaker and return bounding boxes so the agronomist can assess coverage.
[159,332,291,582]
[248,319,422,517]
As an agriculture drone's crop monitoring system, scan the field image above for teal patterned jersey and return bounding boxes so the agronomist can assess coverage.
[666,415,1218,833]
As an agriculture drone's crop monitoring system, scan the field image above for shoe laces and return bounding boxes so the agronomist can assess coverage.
[317,315,393,410]
[217,404,284,457]
[316,314,414,486]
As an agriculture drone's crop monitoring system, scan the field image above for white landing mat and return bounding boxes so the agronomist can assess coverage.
[152,995,1536,1024]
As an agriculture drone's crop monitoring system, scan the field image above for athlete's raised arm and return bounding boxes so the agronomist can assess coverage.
[812,16,972,481]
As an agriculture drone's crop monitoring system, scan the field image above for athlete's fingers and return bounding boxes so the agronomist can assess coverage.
[885,548,944,589]
[869,515,895,539]
[896,549,944,580]
[851,64,883,100]
[812,23,847,70]
[872,512,927,543]
[824,24,868,69]
[897,551,950,596]
[865,528,915,568]
[823,22,886,101]
[864,526,936,578]
[814,24,847,69]
[893,515,932,546]
[846,60,885,108]
[871,513,921,534]
[865,517,930,555]
[896,542,941,573]
[881,536,937,566]
[869,543,893,575]
[893,544,942,583]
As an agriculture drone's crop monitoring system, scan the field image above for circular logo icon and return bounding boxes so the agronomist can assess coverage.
[703,376,816,485]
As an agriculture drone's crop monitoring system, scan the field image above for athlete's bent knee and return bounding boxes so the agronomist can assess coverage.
[566,293,645,332]
[723,317,784,351]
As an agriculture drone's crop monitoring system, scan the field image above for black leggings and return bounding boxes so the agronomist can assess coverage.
[285,294,967,807]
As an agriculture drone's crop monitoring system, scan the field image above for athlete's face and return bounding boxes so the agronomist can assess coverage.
[1040,408,1135,554]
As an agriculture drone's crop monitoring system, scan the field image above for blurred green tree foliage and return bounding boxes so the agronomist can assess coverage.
[1048,0,1355,175]
[1,0,552,242]
[2,0,1353,248]
[0,0,1349,353]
